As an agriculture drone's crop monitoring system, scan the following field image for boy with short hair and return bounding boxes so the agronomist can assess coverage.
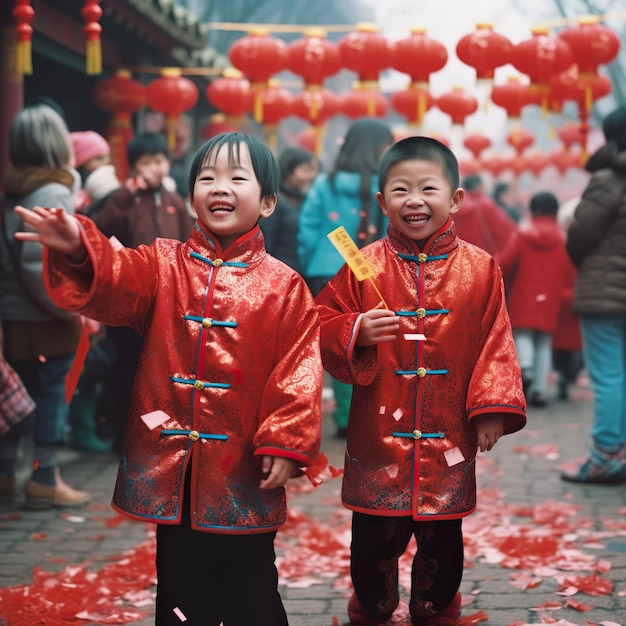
[14,132,323,626]
[315,136,526,625]
[497,191,574,407]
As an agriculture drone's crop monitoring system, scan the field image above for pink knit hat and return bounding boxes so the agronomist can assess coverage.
[70,131,110,169]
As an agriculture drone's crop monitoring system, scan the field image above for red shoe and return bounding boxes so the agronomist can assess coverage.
[347,593,384,626]
[411,592,461,626]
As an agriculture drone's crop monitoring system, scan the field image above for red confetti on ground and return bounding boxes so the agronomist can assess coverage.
[457,610,489,625]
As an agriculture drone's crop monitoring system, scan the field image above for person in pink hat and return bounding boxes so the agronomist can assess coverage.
[70,130,121,213]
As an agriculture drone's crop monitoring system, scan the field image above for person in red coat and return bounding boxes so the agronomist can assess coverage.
[453,174,516,256]
[316,137,526,626]
[13,132,323,626]
[498,191,574,407]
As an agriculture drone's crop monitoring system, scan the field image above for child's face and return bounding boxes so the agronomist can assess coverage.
[285,160,318,193]
[132,152,170,189]
[189,142,276,250]
[376,158,464,244]
[83,153,111,174]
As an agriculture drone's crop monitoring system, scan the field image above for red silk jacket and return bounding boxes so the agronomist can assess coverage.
[316,219,526,521]
[44,216,323,533]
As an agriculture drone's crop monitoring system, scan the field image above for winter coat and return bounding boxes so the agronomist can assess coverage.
[498,216,574,334]
[315,219,526,521]
[0,166,82,359]
[94,184,192,248]
[297,172,387,279]
[453,191,516,256]
[566,143,626,316]
[44,217,323,533]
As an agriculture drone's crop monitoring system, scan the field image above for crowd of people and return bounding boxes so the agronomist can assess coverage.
[0,97,625,625]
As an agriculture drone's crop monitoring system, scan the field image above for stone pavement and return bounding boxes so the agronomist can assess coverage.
[1,380,626,626]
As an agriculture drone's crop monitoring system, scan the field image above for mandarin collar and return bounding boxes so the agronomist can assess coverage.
[387,218,459,258]
[186,222,266,264]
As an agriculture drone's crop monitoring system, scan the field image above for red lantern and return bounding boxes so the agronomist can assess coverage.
[341,83,389,119]
[481,154,508,177]
[338,22,390,83]
[557,122,585,151]
[548,148,581,176]
[463,133,491,159]
[12,0,34,75]
[291,89,341,155]
[524,150,550,177]
[247,80,292,148]
[511,27,574,107]
[206,68,250,121]
[145,68,199,150]
[437,87,478,126]
[558,15,620,79]
[228,29,288,123]
[506,128,535,154]
[287,28,341,87]
[93,69,146,181]
[456,23,513,82]
[82,0,102,74]
[201,113,240,140]
[490,76,535,119]
[390,28,447,86]
[391,85,434,126]
[459,158,481,177]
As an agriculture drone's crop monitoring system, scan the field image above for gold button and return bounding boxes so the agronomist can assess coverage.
[417,367,427,378]
[202,318,212,328]
[413,429,422,439]
[189,430,200,441]
[418,253,427,263]
[193,380,205,390]
[416,307,426,318]
[213,258,223,266]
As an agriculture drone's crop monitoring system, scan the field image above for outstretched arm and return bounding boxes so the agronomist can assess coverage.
[14,206,86,262]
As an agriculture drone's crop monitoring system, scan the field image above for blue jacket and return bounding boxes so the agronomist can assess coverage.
[297,172,387,279]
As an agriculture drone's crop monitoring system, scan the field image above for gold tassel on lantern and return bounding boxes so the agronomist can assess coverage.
[12,1,34,75]
[82,1,103,75]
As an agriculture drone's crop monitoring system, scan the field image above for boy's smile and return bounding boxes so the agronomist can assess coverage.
[376,159,464,244]
[190,142,276,250]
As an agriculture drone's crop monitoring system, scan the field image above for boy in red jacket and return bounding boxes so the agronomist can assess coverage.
[498,191,575,407]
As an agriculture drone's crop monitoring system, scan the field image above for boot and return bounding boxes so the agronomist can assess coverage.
[25,468,90,509]
[68,388,111,453]
[412,592,461,626]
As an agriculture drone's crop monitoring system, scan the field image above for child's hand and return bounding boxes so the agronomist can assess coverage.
[474,414,504,452]
[124,175,148,192]
[356,304,399,346]
[14,205,86,262]
[259,456,298,489]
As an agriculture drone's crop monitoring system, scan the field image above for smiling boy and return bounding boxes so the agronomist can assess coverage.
[14,132,323,626]
[315,136,526,625]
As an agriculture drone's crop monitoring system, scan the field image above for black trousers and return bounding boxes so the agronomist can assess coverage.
[350,513,463,622]
[155,473,288,626]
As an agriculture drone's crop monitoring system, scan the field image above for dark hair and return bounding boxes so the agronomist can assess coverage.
[493,181,510,201]
[127,132,169,167]
[278,146,317,181]
[602,105,626,152]
[461,174,483,192]
[378,136,460,193]
[188,132,279,199]
[529,191,558,217]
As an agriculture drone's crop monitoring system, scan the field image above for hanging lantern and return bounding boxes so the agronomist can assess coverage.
[506,128,535,154]
[490,76,535,119]
[12,0,34,75]
[558,15,620,79]
[548,148,582,176]
[206,68,250,121]
[291,88,341,155]
[228,29,288,123]
[524,150,550,178]
[459,158,481,177]
[481,153,508,178]
[81,0,102,75]
[247,80,292,148]
[93,69,146,181]
[463,132,491,160]
[437,87,478,126]
[145,68,199,151]
[390,28,447,86]
[338,22,390,83]
[391,84,434,127]
[341,82,389,119]
[201,113,240,140]
[456,23,513,83]
[510,27,574,110]
[557,122,585,151]
[287,28,341,87]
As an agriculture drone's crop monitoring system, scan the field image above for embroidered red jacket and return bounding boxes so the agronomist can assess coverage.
[44,216,323,533]
[316,219,526,521]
